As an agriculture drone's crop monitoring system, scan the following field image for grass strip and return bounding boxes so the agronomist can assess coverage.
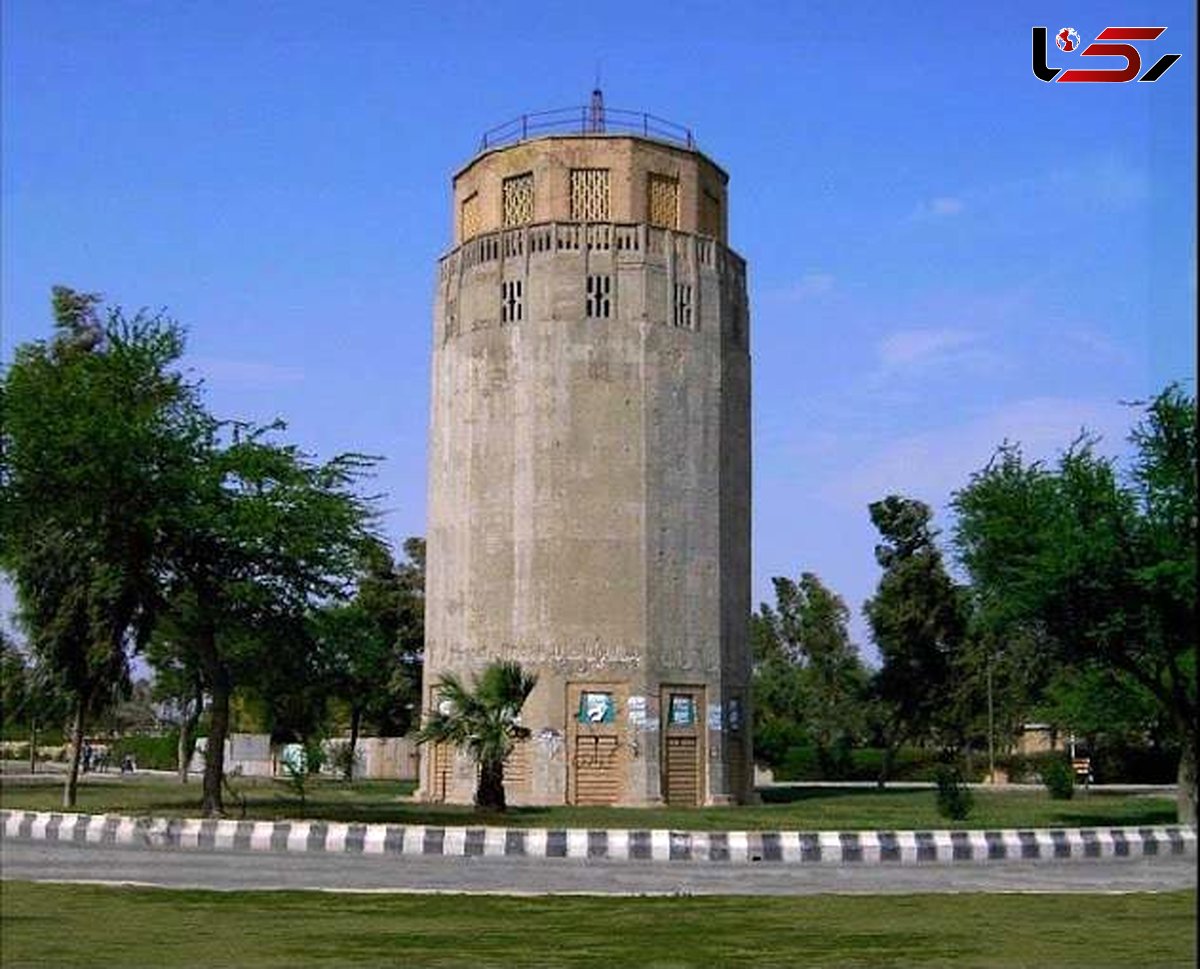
[1,881,1194,968]
[0,775,1178,831]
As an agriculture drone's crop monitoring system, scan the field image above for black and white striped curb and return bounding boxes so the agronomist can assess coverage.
[2,811,1195,864]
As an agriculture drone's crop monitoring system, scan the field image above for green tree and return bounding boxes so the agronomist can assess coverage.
[952,385,1197,822]
[160,425,375,816]
[1040,662,1162,753]
[751,573,867,774]
[416,661,537,812]
[750,603,807,766]
[863,496,970,783]
[314,537,424,779]
[1,289,202,806]
[144,615,206,783]
[0,635,69,771]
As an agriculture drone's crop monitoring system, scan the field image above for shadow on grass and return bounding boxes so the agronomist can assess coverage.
[1050,804,1177,827]
[758,785,915,805]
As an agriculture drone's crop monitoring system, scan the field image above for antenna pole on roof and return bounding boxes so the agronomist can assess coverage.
[588,85,605,133]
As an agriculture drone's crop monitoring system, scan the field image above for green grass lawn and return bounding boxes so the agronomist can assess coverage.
[0,773,1179,830]
[1,881,1194,968]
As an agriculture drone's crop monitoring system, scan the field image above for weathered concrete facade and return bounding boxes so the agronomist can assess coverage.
[421,133,751,806]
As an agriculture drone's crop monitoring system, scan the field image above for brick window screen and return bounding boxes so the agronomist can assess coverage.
[461,192,481,240]
[571,169,610,222]
[700,188,721,238]
[648,174,679,229]
[586,275,611,319]
[502,173,534,227]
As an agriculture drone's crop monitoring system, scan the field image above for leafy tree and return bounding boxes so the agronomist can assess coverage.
[313,535,426,778]
[1,634,30,736]
[1,289,202,805]
[952,386,1197,822]
[388,536,426,733]
[750,603,808,766]
[416,661,537,812]
[1040,662,1162,750]
[863,496,970,783]
[751,573,868,774]
[160,425,375,816]
[144,615,206,783]
[0,635,70,771]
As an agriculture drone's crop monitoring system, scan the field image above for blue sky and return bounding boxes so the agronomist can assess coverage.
[2,1,1195,662]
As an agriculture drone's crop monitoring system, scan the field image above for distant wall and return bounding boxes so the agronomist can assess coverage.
[191,734,419,781]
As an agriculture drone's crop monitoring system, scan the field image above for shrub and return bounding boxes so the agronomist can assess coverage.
[0,742,31,761]
[1090,744,1179,784]
[109,733,179,771]
[280,740,326,810]
[1041,757,1075,800]
[773,745,952,783]
[935,764,974,821]
[326,740,361,780]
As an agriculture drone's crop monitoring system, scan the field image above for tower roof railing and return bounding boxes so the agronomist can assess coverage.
[478,105,695,153]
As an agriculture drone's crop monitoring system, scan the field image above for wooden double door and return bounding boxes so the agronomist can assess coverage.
[662,686,705,806]
[567,682,628,806]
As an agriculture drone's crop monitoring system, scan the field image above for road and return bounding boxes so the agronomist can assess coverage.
[2,839,1194,896]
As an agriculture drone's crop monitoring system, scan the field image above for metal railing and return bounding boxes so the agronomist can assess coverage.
[478,106,695,152]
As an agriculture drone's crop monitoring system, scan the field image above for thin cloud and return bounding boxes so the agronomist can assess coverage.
[822,395,1133,513]
[188,357,305,388]
[876,327,979,371]
[763,272,836,303]
[914,195,965,218]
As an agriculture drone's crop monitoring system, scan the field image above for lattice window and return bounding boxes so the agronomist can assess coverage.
[673,283,693,328]
[648,174,679,229]
[502,172,534,227]
[460,192,481,240]
[700,188,721,238]
[586,275,611,319]
[570,168,610,221]
[501,279,523,323]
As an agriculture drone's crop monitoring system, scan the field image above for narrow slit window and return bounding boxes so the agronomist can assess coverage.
[501,279,523,323]
[586,275,611,319]
[673,282,693,328]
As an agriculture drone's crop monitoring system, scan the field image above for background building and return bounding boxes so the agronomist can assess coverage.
[421,100,751,806]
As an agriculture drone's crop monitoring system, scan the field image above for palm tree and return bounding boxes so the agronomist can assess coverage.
[416,661,537,811]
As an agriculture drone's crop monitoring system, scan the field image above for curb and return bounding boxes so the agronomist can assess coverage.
[2,810,1195,865]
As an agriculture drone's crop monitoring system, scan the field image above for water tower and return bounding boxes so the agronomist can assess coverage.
[421,96,751,806]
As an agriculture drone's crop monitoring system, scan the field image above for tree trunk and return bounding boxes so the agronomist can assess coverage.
[346,706,362,782]
[201,664,230,817]
[177,719,191,785]
[1177,736,1197,826]
[29,718,37,775]
[877,744,893,789]
[63,693,88,809]
[177,686,203,784]
[475,757,506,812]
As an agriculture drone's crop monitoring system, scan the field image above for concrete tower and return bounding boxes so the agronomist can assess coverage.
[421,103,751,806]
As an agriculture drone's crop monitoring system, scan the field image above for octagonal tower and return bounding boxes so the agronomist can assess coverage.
[421,104,751,806]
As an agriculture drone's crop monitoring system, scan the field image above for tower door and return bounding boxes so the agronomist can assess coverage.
[567,683,626,805]
[572,735,621,805]
[662,687,705,806]
[431,742,453,803]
